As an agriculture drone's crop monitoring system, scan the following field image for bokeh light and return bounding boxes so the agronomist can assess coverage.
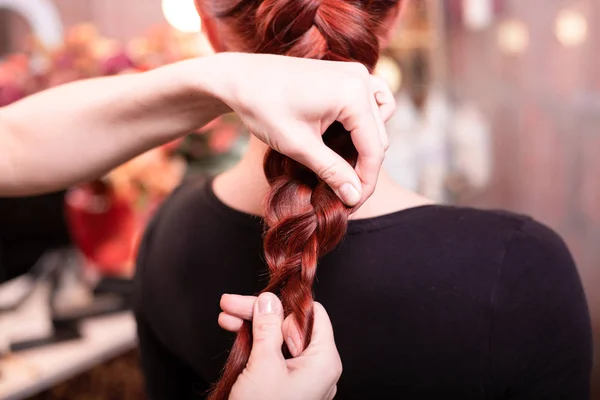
[375,56,403,93]
[497,19,529,55]
[555,9,588,47]
[161,0,201,33]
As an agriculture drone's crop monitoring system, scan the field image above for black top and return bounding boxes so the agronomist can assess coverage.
[133,178,592,400]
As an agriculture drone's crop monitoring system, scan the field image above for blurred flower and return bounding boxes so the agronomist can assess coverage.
[0,82,26,107]
[101,51,135,76]
[209,126,239,154]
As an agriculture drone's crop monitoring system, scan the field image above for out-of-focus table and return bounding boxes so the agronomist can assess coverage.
[0,312,136,400]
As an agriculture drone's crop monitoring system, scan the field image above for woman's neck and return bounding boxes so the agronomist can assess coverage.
[213,137,433,219]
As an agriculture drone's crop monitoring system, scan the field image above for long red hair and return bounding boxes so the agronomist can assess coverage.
[200,1,402,398]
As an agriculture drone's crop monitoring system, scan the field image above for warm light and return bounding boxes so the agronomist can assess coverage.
[555,9,588,47]
[463,0,493,31]
[497,19,529,55]
[375,56,402,93]
[161,0,201,33]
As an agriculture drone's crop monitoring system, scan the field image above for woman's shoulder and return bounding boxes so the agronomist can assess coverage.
[440,206,571,261]
[406,205,565,242]
[373,204,576,274]
[424,206,581,303]
[353,203,560,247]
[135,176,263,278]
[432,205,573,263]
[149,176,264,234]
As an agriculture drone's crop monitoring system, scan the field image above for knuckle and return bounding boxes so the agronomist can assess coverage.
[254,320,279,338]
[332,360,343,381]
[334,355,343,377]
[276,135,304,158]
[347,62,369,77]
[317,162,340,183]
[315,354,343,381]
[387,95,397,110]
[366,148,385,165]
[345,77,368,97]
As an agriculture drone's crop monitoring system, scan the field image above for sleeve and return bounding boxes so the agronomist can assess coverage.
[488,220,593,399]
[133,201,210,400]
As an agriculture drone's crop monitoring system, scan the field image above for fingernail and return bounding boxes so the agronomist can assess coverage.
[340,183,361,206]
[375,91,384,104]
[286,337,298,357]
[257,293,275,314]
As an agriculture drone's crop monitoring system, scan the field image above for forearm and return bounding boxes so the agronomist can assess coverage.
[0,55,230,197]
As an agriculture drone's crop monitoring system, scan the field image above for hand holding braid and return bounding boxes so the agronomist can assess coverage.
[262,124,358,349]
[210,127,356,400]
[206,0,401,398]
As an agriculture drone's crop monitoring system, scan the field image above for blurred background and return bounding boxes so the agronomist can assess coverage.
[0,0,598,399]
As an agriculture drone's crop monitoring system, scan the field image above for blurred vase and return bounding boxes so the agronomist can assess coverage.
[64,181,137,277]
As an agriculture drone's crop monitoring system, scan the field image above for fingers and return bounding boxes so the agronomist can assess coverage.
[308,302,343,381]
[286,302,342,391]
[280,302,336,359]
[370,75,396,124]
[343,114,384,207]
[368,76,392,150]
[218,294,256,332]
[218,312,244,332]
[248,292,286,365]
[219,294,306,359]
[371,90,389,151]
[291,136,363,207]
[220,294,255,321]
[219,295,337,361]
[282,314,304,357]
[335,81,386,207]
[308,302,336,345]
[326,385,338,400]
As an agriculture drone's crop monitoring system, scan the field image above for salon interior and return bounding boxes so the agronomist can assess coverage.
[0,0,599,398]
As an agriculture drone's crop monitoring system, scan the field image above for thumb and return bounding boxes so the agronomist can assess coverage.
[301,302,342,380]
[308,302,336,346]
[292,138,363,207]
[281,302,337,358]
[248,292,285,366]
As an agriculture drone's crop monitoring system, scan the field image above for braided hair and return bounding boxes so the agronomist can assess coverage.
[199,1,402,398]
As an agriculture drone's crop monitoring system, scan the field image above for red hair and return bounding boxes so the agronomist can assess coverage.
[201,1,402,398]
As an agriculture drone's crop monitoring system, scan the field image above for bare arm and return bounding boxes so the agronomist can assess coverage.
[0,53,394,205]
[0,56,228,197]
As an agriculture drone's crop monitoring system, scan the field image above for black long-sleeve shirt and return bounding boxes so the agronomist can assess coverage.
[133,178,592,399]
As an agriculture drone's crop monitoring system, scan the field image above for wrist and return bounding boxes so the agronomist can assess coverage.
[182,53,237,116]
[200,52,254,115]
[138,56,233,138]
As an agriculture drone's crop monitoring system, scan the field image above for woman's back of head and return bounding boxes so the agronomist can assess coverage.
[196,1,402,67]
[194,1,404,398]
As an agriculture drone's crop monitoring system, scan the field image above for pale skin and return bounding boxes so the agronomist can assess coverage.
[0,4,407,399]
[0,52,394,207]
[199,2,432,222]
[0,53,394,398]
[221,293,343,400]
[197,2,430,399]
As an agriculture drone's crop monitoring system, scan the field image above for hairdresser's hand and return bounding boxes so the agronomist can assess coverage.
[217,53,396,208]
[219,293,342,400]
